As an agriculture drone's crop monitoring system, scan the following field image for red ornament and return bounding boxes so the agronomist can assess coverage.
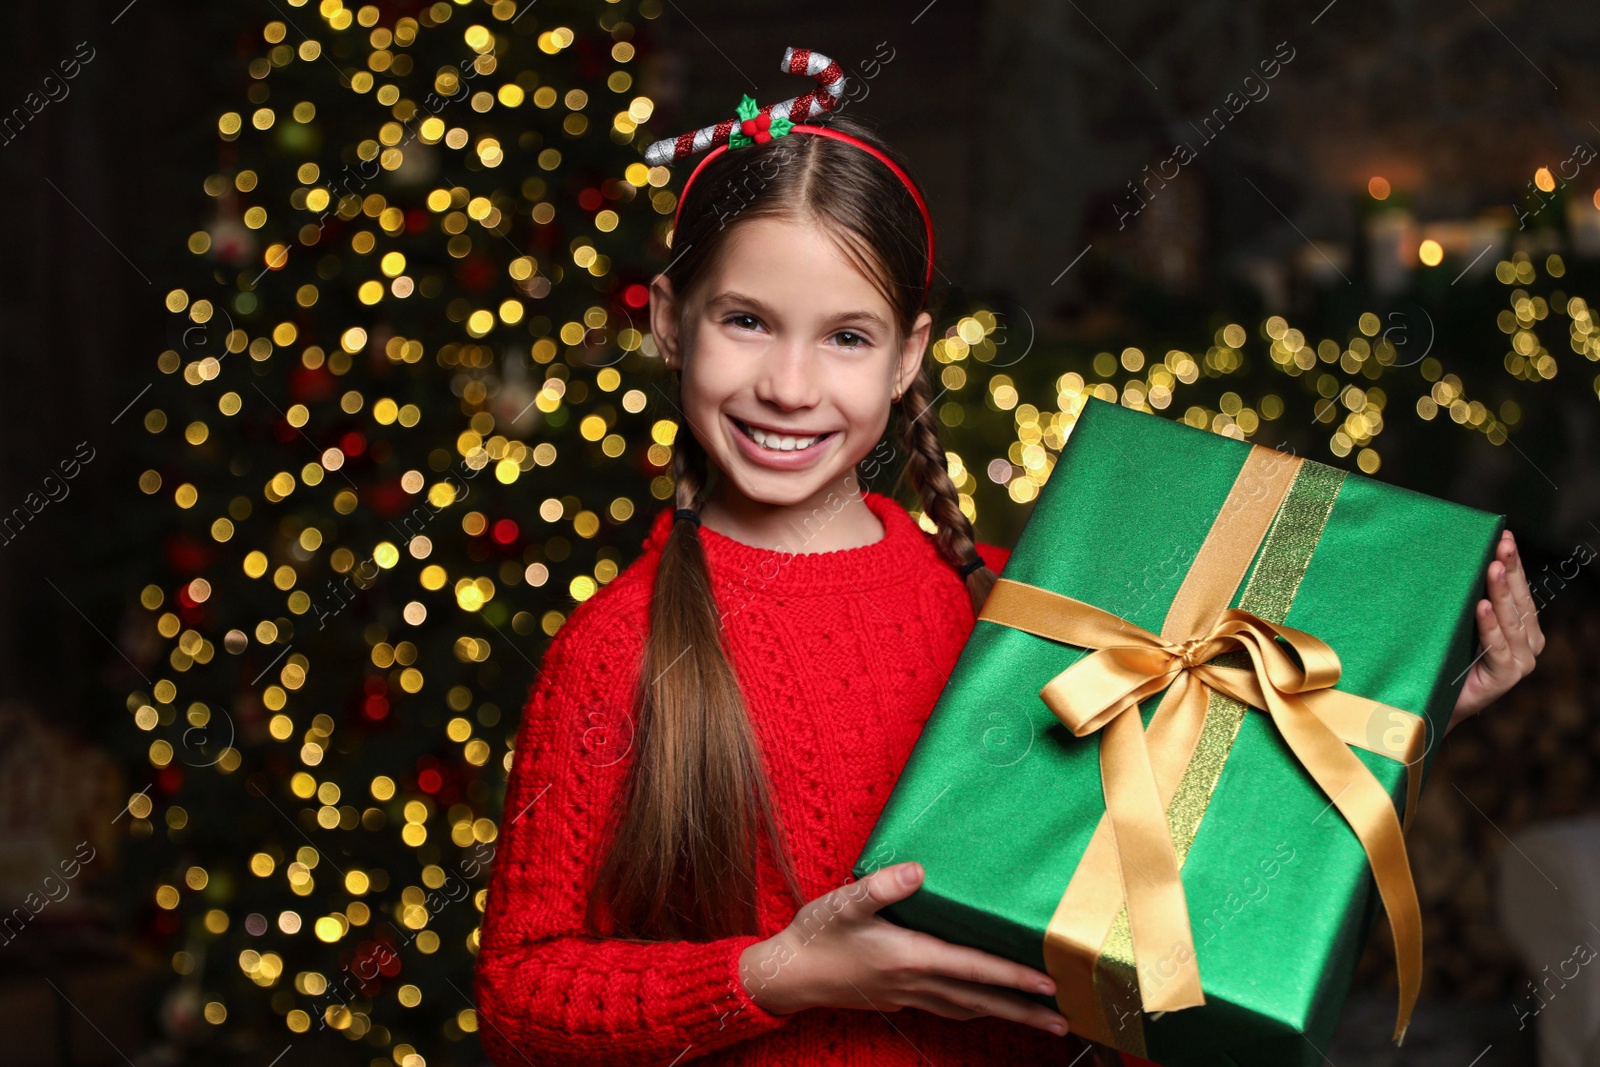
[366,479,410,518]
[348,938,401,996]
[362,694,389,721]
[740,112,774,143]
[456,254,497,292]
[359,674,390,722]
[165,536,213,574]
[289,362,336,404]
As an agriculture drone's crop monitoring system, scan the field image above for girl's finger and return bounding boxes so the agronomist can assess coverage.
[1475,597,1514,682]
[1501,533,1546,655]
[846,862,926,917]
[1504,531,1542,655]
[896,990,983,1021]
[906,978,1071,1034]
[1486,561,1535,674]
[900,929,1057,996]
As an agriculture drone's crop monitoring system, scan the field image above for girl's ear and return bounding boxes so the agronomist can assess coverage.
[894,310,934,398]
[649,273,682,369]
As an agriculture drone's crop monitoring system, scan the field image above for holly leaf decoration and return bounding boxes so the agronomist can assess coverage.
[729,94,793,150]
[729,93,760,148]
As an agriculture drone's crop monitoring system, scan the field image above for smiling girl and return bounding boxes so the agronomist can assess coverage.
[472,79,1542,1067]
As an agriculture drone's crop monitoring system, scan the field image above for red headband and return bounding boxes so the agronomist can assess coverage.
[642,47,936,299]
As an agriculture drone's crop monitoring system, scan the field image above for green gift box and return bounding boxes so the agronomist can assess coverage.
[852,396,1503,1066]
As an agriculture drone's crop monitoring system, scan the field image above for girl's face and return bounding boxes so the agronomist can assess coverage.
[649,214,932,511]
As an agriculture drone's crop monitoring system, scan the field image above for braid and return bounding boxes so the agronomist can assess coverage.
[895,364,997,612]
[671,422,709,512]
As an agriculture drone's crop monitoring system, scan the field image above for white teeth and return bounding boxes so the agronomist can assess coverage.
[744,422,822,451]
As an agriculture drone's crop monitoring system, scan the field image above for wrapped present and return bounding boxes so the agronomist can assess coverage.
[853,396,1503,1066]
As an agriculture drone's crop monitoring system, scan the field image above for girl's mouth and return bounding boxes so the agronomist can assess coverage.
[726,415,841,472]
[731,417,836,453]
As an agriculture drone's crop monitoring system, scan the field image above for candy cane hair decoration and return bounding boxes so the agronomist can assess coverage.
[642,47,936,299]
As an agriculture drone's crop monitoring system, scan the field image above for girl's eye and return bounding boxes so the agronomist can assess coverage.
[719,315,870,347]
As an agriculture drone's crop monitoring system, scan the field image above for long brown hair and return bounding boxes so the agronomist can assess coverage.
[590,113,999,938]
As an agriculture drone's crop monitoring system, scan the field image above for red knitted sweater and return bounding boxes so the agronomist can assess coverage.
[475,491,1152,1067]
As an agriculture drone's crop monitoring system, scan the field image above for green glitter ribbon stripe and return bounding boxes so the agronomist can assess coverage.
[1093,457,1347,1056]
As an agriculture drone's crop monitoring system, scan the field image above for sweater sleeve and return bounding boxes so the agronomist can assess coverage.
[976,540,1012,574]
[473,598,793,1066]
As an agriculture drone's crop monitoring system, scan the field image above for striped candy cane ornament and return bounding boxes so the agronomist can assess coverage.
[643,48,847,166]
[640,46,936,300]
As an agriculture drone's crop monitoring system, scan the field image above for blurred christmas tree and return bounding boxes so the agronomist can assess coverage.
[121,0,677,1062]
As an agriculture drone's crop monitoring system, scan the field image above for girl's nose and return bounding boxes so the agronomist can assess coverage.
[753,341,823,410]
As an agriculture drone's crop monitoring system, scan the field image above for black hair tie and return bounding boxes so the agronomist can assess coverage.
[958,554,986,578]
[674,508,701,527]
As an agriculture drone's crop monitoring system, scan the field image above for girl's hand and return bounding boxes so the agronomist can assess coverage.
[738,861,1071,1036]
[1449,529,1544,734]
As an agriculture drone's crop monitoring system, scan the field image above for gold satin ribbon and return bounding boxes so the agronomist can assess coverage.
[976,446,1427,1049]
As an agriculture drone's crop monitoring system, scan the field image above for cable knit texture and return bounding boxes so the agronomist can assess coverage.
[475,490,1154,1067]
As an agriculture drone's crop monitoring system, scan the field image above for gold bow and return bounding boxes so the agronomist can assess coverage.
[977,451,1429,1048]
